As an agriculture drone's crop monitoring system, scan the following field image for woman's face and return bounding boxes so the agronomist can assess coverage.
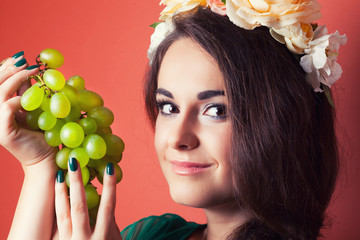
[154,38,234,209]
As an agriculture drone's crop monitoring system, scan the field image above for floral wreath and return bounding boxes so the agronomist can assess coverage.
[148,0,347,105]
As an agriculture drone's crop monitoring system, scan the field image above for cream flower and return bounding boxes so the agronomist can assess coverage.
[207,0,227,16]
[300,25,347,92]
[148,19,175,61]
[270,22,313,54]
[226,0,322,30]
[159,0,208,21]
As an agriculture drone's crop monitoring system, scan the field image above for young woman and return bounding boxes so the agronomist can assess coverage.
[1,1,346,239]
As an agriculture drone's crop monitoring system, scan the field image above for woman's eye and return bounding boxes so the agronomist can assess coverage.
[203,105,227,119]
[157,101,179,116]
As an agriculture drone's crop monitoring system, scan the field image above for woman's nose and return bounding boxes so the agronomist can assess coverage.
[168,115,199,150]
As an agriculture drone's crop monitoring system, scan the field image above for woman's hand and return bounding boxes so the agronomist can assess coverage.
[3,52,59,240]
[0,53,57,169]
[55,159,122,240]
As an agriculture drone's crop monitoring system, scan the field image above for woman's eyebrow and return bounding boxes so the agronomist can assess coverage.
[156,88,173,98]
[155,88,225,100]
[197,90,225,100]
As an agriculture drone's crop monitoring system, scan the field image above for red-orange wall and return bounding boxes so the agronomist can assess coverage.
[0,1,358,239]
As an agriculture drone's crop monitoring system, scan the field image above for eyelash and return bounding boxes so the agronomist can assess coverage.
[156,100,227,120]
[203,104,227,120]
[156,99,179,117]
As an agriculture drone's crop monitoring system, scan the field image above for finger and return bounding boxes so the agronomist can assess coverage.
[15,79,32,127]
[55,170,72,240]
[68,158,91,237]
[0,53,28,85]
[0,96,22,142]
[0,66,39,104]
[0,51,23,71]
[93,162,117,238]
[17,78,32,96]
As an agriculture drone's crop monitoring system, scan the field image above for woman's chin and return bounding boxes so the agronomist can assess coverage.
[168,185,234,209]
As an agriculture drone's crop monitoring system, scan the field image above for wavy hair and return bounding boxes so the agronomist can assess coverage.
[144,8,339,240]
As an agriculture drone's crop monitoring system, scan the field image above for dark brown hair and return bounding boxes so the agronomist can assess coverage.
[144,8,339,240]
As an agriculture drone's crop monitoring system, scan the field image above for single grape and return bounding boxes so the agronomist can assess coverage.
[44,119,65,146]
[40,91,51,112]
[66,166,90,187]
[39,48,64,69]
[21,84,45,111]
[87,106,114,128]
[79,118,97,135]
[83,134,107,160]
[105,154,123,164]
[84,184,100,209]
[67,75,85,91]
[96,126,112,135]
[97,162,123,184]
[59,85,79,106]
[102,134,125,156]
[114,164,123,183]
[79,90,103,112]
[56,147,72,169]
[26,108,43,130]
[69,148,89,168]
[63,105,81,123]
[60,122,84,148]
[43,69,66,91]
[87,159,102,168]
[38,111,57,131]
[50,92,71,118]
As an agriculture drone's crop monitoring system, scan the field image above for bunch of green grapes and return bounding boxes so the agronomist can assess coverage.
[21,48,124,224]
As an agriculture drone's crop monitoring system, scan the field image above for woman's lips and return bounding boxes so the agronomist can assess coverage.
[170,160,212,175]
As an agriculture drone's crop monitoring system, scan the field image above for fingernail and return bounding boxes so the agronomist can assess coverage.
[69,157,78,172]
[14,58,27,67]
[26,65,38,70]
[56,170,64,183]
[106,162,114,175]
[12,51,24,59]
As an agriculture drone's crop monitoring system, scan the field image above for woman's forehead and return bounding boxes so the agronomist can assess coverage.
[158,38,225,92]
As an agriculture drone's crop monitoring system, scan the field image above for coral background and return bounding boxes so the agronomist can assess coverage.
[0,0,358,239]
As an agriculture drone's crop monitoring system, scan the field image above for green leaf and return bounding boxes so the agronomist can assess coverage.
[221,0,226,4]
[323,85,335,108]
[150,22,162,29]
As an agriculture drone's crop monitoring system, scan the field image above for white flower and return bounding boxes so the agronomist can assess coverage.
[147,19,175,62]
[270,22,314,54]
[300,25,347,92]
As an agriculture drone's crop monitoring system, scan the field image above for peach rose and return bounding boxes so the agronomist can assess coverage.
[207,0,227,16]
[159,0,208,21]
[270,22,314,54]
[226,0,322,30]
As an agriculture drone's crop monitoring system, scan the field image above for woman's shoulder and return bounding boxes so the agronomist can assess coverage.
[121,213,205,240]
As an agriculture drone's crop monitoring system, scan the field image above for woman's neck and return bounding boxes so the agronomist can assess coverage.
[203,203,251,240]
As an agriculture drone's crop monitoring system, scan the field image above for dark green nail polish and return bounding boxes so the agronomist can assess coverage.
[69,157,78,172]
[12,51,24,59]
[106,162,114,175]
[14,58,27,67]
[57,170,64,183]
[26,65,38,70]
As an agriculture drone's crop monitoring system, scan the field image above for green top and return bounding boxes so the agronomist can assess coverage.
[121,213,206,240]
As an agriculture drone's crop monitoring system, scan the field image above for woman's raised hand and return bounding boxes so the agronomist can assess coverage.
[0,52,57,169]
[55,159,122,240]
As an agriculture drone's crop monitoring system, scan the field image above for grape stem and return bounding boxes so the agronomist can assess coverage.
[35,55,48,71]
